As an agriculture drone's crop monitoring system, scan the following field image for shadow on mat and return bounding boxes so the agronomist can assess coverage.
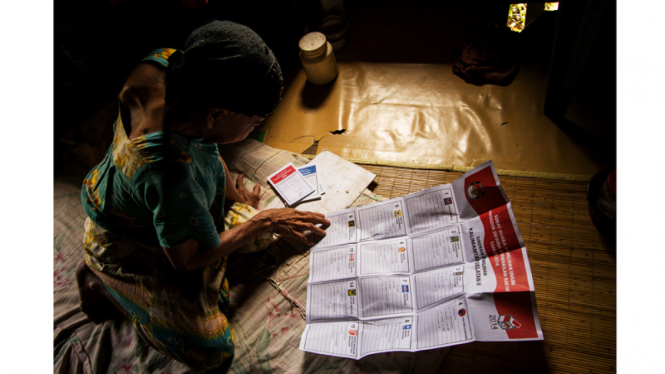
[224,240,307,321]
[301,78,337,109]
[440,341,551,373]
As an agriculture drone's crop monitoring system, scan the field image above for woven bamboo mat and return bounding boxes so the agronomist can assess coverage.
[361,164,617,374]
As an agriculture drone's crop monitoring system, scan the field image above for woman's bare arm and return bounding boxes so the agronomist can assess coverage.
[219,155,261,208]
[163,208,329,271]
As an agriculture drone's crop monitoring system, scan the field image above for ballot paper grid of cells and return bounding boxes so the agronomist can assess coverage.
[299,161,544,359]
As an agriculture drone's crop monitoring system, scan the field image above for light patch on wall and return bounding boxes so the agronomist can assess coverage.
[507,4,527,33]
[545,2,559,11]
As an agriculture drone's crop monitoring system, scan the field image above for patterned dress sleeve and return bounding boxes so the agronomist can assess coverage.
[136,162,221,249]
[139,48,177,68]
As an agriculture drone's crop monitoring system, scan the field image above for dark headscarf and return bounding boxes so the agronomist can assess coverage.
[165,20,283,122]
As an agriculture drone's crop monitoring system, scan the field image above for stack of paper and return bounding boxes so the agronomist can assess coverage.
[267,163,325,206]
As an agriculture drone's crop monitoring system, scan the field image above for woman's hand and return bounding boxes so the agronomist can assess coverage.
[218,155,261,209]
[235,174,261,209]
[257,208,330,246]
[164,208,330,271]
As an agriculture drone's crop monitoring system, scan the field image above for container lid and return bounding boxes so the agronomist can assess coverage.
[320,15,347,42]
[299,32,327,58]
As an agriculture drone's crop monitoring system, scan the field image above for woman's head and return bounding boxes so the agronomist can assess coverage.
[165,20,283,134]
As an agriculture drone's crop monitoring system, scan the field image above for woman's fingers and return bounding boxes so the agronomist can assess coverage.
[235,174,260,208]
[236,174,245,190]
[294,211,329,225]
[287,220,327,237]
[262,209,331,246]
[251,183,261,205]
[291,231,314,246]
[301,211,326,219]
[276,226,313,246]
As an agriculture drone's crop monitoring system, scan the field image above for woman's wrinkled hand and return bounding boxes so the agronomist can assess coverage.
[235,174,261,209]
[258,208,330,246]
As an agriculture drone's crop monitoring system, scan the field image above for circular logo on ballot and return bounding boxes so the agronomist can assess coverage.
[466,182,485,200]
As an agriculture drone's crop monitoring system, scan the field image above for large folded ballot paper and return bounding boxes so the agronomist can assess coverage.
[299,161,543,359]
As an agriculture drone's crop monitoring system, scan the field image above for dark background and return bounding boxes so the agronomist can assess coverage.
[54,0,616,172]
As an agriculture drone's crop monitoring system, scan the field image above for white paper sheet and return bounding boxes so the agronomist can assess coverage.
[309,245,357,283]
[359,238,410,275]
[297,165,322,202]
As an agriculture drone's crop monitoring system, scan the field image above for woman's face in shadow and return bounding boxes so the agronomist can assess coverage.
[203,110,265,144]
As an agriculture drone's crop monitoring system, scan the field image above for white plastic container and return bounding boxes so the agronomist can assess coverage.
[299,32,338,85]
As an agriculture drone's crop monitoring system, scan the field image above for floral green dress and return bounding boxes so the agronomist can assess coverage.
[80,48,268,371]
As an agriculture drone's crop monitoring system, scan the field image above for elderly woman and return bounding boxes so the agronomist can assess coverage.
[76,20,329,371]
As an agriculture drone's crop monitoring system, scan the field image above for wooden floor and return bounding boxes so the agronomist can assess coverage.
[361,164,616,374]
